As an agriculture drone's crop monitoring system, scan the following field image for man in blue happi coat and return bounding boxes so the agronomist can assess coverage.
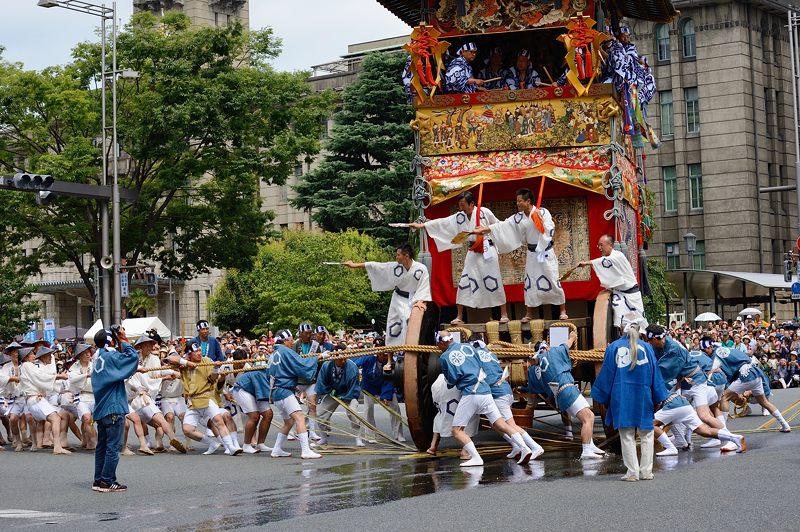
[231,349,273,454]
[702,337,791,433]
[437,331,532,467]
[354,340,404,443]
[527,330,605,459]
[268,329,324,459]
[445,42,485,94]
[468,334,544,461]
[315,354,364,447]
[592,315,668,481]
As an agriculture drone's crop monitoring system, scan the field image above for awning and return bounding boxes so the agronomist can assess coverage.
[667,269,792,300]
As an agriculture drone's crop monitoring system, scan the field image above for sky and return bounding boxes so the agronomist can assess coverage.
[0,0,411,72]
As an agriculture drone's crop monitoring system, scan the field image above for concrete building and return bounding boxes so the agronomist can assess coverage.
[133,0,249,29]
[628,0,799,316]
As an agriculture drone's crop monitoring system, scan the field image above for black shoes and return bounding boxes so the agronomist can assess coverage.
[95,481,127,493]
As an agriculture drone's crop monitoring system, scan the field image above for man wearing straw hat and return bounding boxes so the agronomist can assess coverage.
[18,345,71,455]
[67,343,97,450]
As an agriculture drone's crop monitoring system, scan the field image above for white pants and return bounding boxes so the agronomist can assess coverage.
[26,397,58,422]
[619,428,654,479]
[728,377,765,397]
[654,405,703,433]
[233,388,271,414]
[565,394,591,418]
[160,397,187,417]
[76,400,95,420]
[683,382,709,407]
[364,392,402,439]
[1,398,24,417]
[273,394,303,420]
[493,394,514,420]
[452,393,502,427]
[184,400,223,428]
[317,395,360,437]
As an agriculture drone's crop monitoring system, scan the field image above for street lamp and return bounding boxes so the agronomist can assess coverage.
[38,0,122,325]
[684,232,697,270]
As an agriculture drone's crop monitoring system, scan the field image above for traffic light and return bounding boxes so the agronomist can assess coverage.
[784,259,793,283]
[13,172,56,205]
[145,272,158,297]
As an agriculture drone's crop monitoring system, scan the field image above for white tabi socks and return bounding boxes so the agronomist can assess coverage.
[221,434,241,456]
[201,435,221,455]
[717,428,746,452]
[503,433,521,459]
[519,431,544,459]
[298,432,321,459]
[460,441,483,467]
[771,410,792,432]
[510,432,532,464]
[656,433,678,456]
[230,431,240,449]
[271,433,292,457]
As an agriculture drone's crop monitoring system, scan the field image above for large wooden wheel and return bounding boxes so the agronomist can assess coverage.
[402,303,440,451]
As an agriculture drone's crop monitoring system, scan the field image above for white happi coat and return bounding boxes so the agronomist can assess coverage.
[0,362,20,400]
[18,360,57,399]
[488,208,565,307]
[424,207,506,308]
[126,353,166,411]
[431,373,479,437]
[366,260,432,346]
[590,249,648,328]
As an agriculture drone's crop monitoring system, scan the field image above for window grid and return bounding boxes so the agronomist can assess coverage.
[666,242,680,270]
[656,24,671,62]
[685,87,700,133]
[682,19,696,58]
[689,164,703,210]
[663,166,677,212]
[692,241,705,270]
[660,90,674,137]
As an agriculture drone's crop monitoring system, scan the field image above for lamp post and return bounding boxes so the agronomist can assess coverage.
[683,231,697,324]
[38,0,121,324]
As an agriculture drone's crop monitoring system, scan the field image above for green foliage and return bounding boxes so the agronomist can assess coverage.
[644,257,676,325]
[126,288,155,318]
[292,51,416,247]
[209,230,392,335]
[0,13,334,297]
[0,252,39,341]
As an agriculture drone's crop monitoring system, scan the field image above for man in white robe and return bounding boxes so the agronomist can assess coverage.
[411,191,509,324]
[577,234,647,329]
[474,188,567,321]
[344,243,431,347]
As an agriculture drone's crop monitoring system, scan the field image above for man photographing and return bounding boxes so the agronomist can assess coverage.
[91,326,139,493]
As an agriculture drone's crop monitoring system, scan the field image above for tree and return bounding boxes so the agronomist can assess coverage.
[0,251,39,340]
[643,257,676,325]
[125,288,155,318]
[209,230,392,335]
[292,51,416,247]
[0,13,334,299]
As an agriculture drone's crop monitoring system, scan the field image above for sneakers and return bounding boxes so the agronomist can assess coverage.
[97,481,127,493]
[91,481,102,492]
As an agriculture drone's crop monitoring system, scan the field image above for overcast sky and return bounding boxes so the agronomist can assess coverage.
[0,0,411,72]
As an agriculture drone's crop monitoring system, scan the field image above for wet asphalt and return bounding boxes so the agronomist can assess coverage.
[1,389,799,531]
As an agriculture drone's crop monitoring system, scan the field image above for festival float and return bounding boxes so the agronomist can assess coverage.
[375,0,678,450]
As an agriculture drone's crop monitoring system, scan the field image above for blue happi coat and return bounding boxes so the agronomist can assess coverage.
[532,345,581,412]
[445,56,475,94]
[315,359,361,402]
[654,337,702,391]
[689,351,727,388]
[267,344,318,401]
[474,346,512,399]
[235,368,271,402]
[712,347,755,383]
[353,355,395,401]
[439,342,491,396]
[503,66,541,90]
[591,336,669,430]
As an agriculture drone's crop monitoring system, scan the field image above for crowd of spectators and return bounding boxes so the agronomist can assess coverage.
[668,313,800,389]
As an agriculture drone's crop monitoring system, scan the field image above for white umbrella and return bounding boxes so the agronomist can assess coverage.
[695,312,722,322]
[738,307,762,317]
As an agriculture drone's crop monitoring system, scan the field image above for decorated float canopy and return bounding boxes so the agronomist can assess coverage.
[377,0,679,35]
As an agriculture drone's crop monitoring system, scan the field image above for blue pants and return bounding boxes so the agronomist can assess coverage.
[94,413,124,484]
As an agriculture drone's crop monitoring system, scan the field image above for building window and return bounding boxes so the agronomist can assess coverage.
[681,19,696,59]
[659,90,674,136]
[655,24,670,62]
[689,163,703,210]
[294,164,303,177]
[280,184,288,202]
[663,166,677,213]
[765,88,774,137]
[666,242,680,270]
[214,12,219,26]
[685,87,700,133]
[776,90,785,138]
[692,240,705,270]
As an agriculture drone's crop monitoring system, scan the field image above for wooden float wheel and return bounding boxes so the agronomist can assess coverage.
[402,303,441,451]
